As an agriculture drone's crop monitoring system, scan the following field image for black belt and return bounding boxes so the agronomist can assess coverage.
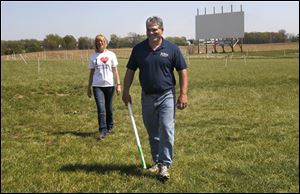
[143,88,173,95]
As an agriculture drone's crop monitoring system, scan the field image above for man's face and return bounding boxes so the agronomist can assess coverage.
[146,22,163,42]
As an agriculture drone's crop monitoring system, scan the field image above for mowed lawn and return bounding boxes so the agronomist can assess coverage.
[1,55,299,192]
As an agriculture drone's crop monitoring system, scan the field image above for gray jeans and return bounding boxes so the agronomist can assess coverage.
[141,89,176,167]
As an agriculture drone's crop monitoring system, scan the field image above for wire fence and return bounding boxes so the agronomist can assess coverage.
[1,43,298,62]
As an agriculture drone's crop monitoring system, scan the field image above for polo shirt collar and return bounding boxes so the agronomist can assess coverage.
[161,38,167,48]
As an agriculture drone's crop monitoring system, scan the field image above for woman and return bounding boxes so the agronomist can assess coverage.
[87,34,121,140]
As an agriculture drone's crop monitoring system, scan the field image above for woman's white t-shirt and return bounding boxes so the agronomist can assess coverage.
[88,50,118,87]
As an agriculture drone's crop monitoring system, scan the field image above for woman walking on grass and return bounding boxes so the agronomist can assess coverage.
[87,34,121,140]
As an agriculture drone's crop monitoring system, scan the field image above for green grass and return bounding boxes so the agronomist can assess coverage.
[1,54,299,192]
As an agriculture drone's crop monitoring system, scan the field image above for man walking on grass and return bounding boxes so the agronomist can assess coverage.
[122,16,188,181]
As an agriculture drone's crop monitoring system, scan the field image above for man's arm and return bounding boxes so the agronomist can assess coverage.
[122,68,135,105]
[177,69,188,110]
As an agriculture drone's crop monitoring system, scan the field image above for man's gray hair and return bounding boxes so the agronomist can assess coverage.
[146,16,164,29]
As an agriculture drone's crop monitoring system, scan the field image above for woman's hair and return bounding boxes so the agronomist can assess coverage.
[94,34,108,51]
[146,16,164,29]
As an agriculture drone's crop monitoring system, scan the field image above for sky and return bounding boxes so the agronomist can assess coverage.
[1,1,299,41]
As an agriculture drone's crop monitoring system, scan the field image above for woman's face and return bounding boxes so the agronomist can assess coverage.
[95,37,106,51]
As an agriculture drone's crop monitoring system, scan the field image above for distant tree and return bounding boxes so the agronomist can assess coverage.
[108,33,146,48]
[293,34,299,42]
[108,34,120,48]
[78,37,93,49]
[24,39,43,52]
[63,35,77,50]
[286,33,299,42]
[127,32,147,47]
[119,36,131,48]
[1,39,43,55]
[244,30,290,44]
[1,40,23,55]
[166,36,188,46]
[43,34,65,50]
[277,29,287,42]
[109,34,189,48]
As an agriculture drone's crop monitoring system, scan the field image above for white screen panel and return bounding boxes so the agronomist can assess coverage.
[196,12,244,39]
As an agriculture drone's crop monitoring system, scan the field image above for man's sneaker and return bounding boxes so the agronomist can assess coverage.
[158,164,170,180]
[148,163,159,173]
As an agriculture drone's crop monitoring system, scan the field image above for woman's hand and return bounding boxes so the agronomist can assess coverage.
[116,84,121,95]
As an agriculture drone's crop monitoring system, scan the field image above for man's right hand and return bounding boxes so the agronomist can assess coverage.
[122,92,132,106]
[122,68,135,106]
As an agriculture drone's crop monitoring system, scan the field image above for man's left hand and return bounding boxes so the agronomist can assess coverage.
[176,94,188,110]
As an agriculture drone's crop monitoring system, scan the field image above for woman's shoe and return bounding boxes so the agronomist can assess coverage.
[107,128,113,134]
[96,134,105,141]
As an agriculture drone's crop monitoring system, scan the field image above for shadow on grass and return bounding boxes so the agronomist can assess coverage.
[51,130,96,138]
[59,163,156,179]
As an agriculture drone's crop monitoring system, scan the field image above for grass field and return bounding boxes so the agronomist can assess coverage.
[1,50,299,192]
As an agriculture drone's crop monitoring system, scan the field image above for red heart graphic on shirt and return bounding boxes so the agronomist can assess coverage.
[100,57,109,63]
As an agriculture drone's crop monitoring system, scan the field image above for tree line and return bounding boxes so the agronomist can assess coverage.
[243,30,298,44]
[1,30,298,55]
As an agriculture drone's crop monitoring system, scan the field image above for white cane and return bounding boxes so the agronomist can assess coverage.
[127,103,147,169]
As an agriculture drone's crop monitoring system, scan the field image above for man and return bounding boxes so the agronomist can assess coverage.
[122,16,188,181]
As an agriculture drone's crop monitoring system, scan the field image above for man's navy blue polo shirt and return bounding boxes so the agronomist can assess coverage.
[126,38,187,94]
